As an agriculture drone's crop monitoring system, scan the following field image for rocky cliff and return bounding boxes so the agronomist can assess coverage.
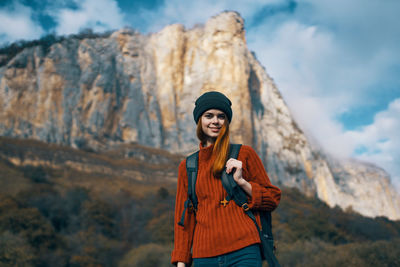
[0,11,399,220]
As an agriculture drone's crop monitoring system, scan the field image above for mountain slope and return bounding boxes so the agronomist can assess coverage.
[0,137,399,267]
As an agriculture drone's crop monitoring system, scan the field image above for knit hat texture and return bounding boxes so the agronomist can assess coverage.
[193,91,232,123]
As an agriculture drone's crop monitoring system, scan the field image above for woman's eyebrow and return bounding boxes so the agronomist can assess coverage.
[204,111,225,116]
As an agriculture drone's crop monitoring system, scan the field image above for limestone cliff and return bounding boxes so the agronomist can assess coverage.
[0,11,399,219]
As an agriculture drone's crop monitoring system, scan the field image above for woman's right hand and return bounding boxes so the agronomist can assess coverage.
[177,262,185,267]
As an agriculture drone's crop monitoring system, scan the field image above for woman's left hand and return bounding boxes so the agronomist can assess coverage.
[226,158,245,185]
[226,158,252,196]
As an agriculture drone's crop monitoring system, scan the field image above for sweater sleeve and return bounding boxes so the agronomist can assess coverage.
[171,159,196,265]
[240,146,281,211]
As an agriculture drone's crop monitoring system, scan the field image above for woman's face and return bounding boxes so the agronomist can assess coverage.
[201,109,226,139]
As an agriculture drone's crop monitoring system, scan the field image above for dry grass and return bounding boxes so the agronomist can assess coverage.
[0,159,33,195]
[0,136,179,199]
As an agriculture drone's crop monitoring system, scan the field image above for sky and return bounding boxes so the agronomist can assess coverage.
[1,0,399,191]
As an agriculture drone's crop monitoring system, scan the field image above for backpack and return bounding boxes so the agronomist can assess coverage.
[178,144,280,267]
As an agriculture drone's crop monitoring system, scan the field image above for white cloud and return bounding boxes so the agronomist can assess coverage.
[243,3,400,190]
[0,2,44,44]
[52,0,125,35]
[246,21,355,155]
[133,0,285,33]
[344,99,400,190]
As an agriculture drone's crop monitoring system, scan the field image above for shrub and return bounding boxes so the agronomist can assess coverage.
[146,212,174,244]
[118,243,172,267]
[0,231,35,267]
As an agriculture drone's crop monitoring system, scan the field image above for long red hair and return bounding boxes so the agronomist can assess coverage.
[196,119,230,177]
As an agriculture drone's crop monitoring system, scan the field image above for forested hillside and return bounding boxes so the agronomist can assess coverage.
[0,137,399,266]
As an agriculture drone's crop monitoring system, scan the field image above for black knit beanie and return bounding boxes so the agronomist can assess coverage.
[193,91,232,123]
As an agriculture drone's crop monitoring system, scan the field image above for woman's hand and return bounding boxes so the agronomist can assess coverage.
[226,158,252,196]
[177,262,185,267]
[226,158,244,184]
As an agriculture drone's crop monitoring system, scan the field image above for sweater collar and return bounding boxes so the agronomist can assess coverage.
[199,142,214,160]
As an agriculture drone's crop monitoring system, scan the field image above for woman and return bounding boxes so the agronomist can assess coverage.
[171,91,281,267]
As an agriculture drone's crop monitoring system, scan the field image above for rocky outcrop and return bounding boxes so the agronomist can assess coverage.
[326,158,400,218]
[0,11,399,219]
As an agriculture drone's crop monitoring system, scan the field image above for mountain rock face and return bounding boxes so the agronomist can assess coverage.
[0,12,399,219]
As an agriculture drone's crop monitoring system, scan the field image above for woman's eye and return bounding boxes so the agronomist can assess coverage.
[218,115,226,119]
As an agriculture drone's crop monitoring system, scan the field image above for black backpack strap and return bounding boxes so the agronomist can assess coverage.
[186,151,199,211]
[221,144,281,267]
[221,144,244,204]
[259,211,279,267]
[260,211,273,241]
[178,151,199,227]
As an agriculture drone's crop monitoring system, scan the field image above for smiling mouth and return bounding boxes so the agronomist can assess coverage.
[209,127,221,132]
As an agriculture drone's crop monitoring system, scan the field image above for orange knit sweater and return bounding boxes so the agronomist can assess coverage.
[171,144,281,265]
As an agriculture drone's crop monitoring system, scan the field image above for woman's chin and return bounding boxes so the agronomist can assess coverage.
[206,136,218,142]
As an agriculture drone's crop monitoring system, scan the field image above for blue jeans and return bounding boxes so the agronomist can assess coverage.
[193,244,262,267]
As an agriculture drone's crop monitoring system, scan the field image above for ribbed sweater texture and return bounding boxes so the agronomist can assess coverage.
[171,144,281,265]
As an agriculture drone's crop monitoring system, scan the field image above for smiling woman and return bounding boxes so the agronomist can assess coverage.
[171,91,281,267]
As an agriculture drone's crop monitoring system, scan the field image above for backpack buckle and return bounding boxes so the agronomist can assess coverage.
[242,203,250,211]
[188,202,195,213]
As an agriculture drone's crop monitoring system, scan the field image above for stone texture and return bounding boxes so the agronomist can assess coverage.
[0,11,399,219]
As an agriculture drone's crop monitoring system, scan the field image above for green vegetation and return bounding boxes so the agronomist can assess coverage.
[0,138,399,266]
[0,163,175,266]
[273,188,400,266]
